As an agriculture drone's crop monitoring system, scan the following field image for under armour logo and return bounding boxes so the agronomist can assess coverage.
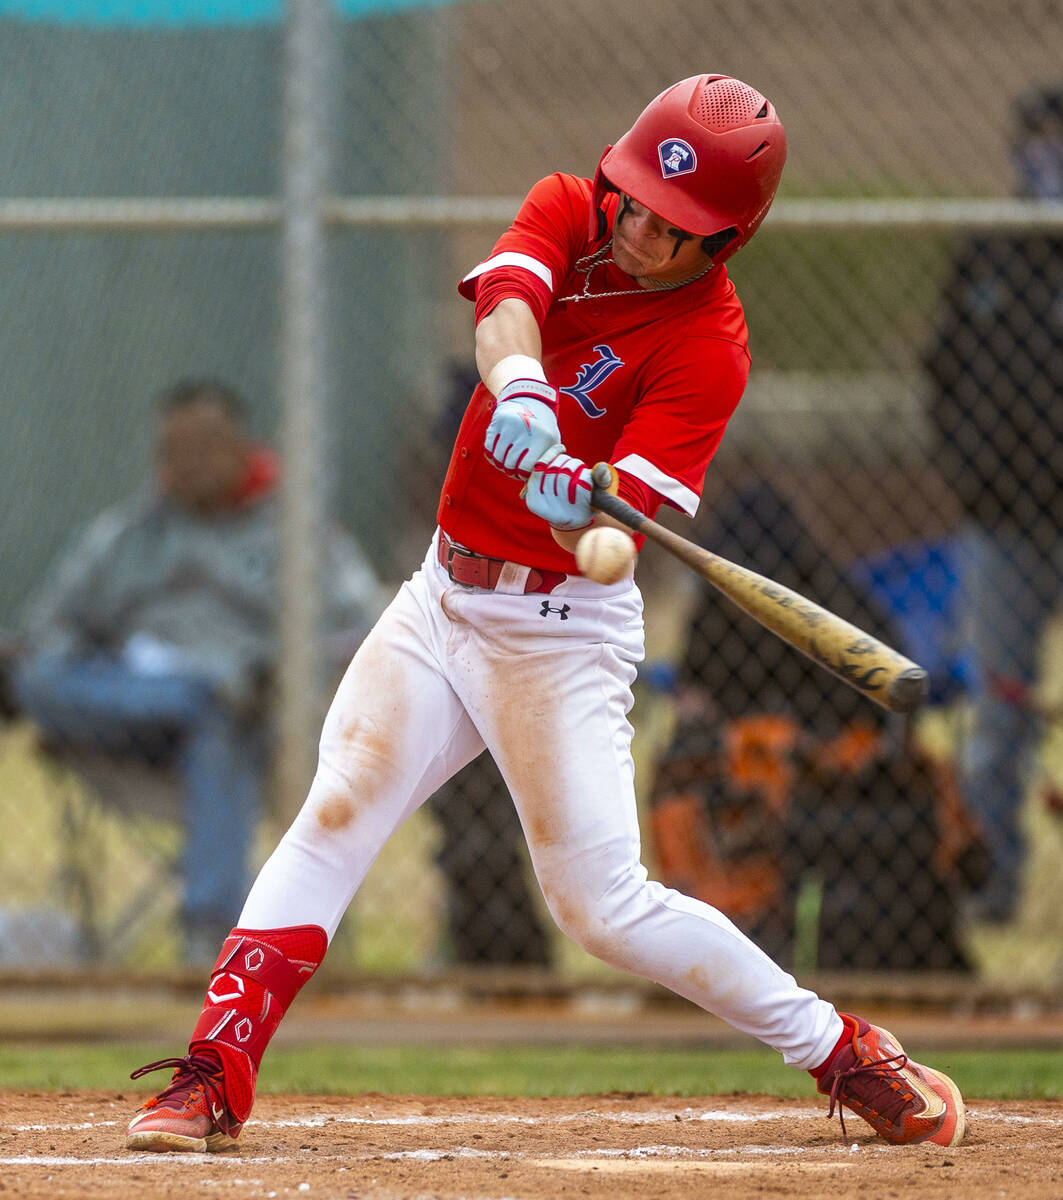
[540,601,571,620]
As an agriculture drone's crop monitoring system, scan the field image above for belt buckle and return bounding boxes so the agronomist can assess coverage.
[444,537,478,583]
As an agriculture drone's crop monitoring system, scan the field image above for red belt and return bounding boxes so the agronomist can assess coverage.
[437,532,567,595]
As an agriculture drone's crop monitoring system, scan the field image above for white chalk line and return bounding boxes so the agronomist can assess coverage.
[13,1120,120,1131]
[7,1118,1063,1173]
[533,1157,863,1175]
[0,1143,872,1169]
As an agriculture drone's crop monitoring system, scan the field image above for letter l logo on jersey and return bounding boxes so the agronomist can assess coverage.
[560,344,625,417]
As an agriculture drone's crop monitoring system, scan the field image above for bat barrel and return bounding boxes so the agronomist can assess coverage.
[590,469,929,716]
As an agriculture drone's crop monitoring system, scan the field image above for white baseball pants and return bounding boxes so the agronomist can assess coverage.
[240,533,842,1069]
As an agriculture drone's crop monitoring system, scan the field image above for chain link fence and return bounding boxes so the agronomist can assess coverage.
[0,0,1061,991]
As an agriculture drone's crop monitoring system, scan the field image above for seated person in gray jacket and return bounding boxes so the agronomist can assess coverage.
[15,380,384,962]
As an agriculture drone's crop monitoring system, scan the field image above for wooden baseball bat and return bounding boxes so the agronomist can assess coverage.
[589,464,928,715]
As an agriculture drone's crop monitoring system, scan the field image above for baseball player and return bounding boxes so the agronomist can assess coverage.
[125,74,966,1152]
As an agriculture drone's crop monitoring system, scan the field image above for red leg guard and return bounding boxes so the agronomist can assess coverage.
[188,925,327,1128]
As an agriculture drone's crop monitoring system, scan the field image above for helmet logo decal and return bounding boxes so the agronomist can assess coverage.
[658,138,697,179]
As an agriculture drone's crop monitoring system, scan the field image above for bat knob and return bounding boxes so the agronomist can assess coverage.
[591,462,615,490]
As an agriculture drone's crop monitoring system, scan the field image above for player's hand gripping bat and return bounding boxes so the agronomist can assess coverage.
[589,463,928,714]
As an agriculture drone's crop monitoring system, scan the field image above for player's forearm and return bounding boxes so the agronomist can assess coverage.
[475,298,544,396]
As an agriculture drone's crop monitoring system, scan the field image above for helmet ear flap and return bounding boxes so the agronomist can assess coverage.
[700,227,738,260]
[596,175,620,239]
[589,150,620,242]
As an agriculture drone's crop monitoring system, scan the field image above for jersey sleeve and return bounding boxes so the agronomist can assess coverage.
[614,471,665,523]
[458,174,592,326]
[612,335,750,517]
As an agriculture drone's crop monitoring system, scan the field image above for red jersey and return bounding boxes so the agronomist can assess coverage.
[438,172,751,573]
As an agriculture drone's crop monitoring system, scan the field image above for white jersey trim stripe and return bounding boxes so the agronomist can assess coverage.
[614,454,700,516]
[461,252,554,291]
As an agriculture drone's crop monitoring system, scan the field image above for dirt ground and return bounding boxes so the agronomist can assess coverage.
[2,1089,1061,1200]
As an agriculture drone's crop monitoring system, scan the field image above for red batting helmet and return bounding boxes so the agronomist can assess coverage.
[591,74,786,263]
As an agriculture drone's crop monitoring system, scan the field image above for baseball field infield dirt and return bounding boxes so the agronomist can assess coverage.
[2,1089,1061,1200]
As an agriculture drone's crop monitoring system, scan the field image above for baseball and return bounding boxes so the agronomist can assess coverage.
[575,525,637,584]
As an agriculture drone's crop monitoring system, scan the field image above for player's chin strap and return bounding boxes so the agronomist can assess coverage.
[187,924,328,1128]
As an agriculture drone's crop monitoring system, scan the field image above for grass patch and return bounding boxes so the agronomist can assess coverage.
[2,1043,1060,1101]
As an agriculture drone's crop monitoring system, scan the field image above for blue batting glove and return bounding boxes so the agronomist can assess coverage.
[525,447,594,531]
[484,379,562,480]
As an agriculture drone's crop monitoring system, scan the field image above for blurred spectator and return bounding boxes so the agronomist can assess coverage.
[13,380,382,962]
[924,84,1063,923]
[650,480,979,971]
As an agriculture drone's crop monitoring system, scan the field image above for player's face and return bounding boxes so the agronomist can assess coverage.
[611,194,713,285]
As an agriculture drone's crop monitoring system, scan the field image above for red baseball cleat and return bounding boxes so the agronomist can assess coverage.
[125,1053,240,1153]
[816,1014,967,1146]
